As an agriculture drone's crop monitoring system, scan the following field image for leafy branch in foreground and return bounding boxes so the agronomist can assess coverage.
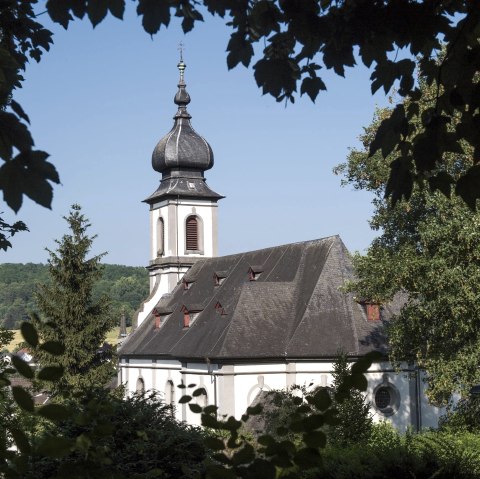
[181,351,382,479]
[36,1,480,208]
[1,1,479,247]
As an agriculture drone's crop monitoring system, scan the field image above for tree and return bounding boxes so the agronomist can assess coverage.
[327,354,372,446]
[33,204,115,395]
[335,79,480,404]
[1,1,479,251]
[32,390,208,479]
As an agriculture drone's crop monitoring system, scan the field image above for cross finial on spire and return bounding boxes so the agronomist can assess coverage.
[178,41,184,62]
[177,42,186,84]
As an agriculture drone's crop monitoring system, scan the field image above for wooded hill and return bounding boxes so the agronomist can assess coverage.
[0,263,148,329]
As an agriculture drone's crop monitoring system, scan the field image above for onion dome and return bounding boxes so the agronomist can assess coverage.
[144,60,223,204]
[152,60,214,177]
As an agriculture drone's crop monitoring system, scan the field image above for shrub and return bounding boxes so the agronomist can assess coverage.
[33,389,207,479]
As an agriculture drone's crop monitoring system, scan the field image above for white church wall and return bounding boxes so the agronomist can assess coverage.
[119,358,444,432]
[418,371,446,429]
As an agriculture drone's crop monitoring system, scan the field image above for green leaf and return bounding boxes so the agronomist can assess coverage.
[308,388,331,410]
[75,433,92,452]
[206,465,236,479]
[70,0,87,18]
[11,356,34,379]
[303,430,326,448]
[232,443,255,465]
[385,157,414,205]
[257,434,275,446]
[429,172,454,198]
[201,413,220,428]
[204,437,225,451]
[369,104,407,158]
[87,0,108,27]
[178,395,192,404]
[203,405,218,415]
[227,32,254,69]
[20,322,38,348]
[11,386,34,412]
[300,76,326,102]
[9,428,31,454]
[456,165,480,210]
[0,111,33,159]
[350,373,368,391]
[247,458,276,479]
[192,387,206,397]
[36,436,72,457]
[303,413,324,431]
[46,0,73,28]
[37,404,70,421]
[188,403,202,413]
[137,0,170,35]
[37,365,64,381]
[293,447,322,468]
[39,340,65,355]
[108,0,125,19]
[245,403,263,415]
[254,57,299,99]
[10,101,30,124]
[0,150,59,212]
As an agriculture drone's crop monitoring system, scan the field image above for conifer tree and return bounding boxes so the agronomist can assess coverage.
[328,354,373,447]
[34,204,115,395]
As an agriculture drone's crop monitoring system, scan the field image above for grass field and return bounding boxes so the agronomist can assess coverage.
[6,327,131,352]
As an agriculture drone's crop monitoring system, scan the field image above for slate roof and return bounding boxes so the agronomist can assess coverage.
[144,176,223,204]
[120,236,402,361]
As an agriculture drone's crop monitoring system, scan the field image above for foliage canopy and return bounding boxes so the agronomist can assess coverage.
[1,1,479,248]
[0,262,148,330]
[335,78,480,404]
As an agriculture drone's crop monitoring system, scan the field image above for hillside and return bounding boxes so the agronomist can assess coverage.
[0,263,149,330]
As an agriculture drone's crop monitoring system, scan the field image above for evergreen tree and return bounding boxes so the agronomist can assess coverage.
[328,354,373,447]
[33,205,115,395]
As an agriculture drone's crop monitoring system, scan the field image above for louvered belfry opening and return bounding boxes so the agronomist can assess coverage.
[186,216,198,251]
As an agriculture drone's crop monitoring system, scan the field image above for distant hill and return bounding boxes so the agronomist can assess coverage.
[0,263,149,329]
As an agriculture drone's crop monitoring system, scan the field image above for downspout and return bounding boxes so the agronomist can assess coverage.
[176,194,180,283]
[416,365,422,431]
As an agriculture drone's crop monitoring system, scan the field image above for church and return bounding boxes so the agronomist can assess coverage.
[118,60,444,431]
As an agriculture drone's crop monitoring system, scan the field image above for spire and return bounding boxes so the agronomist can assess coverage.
[174,46,191,119]
[149,56,220,187]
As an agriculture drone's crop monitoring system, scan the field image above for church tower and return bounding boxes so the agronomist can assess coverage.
[135,60,223,327]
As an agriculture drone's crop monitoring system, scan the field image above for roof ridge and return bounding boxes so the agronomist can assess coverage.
[209,235,341,261]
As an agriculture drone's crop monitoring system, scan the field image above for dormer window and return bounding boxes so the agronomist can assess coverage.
[248,266,263,281]
[214,271,227,286]
[367,303,381,321]
[215,301,227,316]
[153,307,172,329]
[183,278,193,290]
[181,305,202,328]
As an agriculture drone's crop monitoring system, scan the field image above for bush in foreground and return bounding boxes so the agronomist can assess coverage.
[33,390,207,479]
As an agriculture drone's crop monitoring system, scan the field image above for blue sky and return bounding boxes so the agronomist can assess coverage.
[2,5,388,267]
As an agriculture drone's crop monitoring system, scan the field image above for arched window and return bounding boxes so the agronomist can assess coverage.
[136,377,145,394]
[165,380,175,408]
[157,217,164,256]
[185,215,198,251]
